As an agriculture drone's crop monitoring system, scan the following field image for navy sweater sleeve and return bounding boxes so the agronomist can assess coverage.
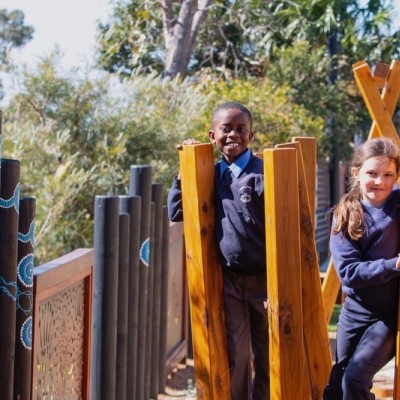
[330,189,400,310]
[167,177,183,222]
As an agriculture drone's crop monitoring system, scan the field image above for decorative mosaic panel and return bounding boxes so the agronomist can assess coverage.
[35,281,85,399]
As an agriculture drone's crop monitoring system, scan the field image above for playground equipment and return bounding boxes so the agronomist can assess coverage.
[178,136,331,399]
[321,59,400,399]
[180,59,400,399]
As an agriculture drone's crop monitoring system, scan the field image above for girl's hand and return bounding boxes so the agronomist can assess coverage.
[396,254,400,270]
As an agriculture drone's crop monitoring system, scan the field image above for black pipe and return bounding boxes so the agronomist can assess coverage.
[0,158,20,399]
[116,213,130,400]
[129,165,152,400]
[91,196,120,400]
[150,183,164,399]
[14,197,35,400]
[119,195,141,399]
[158,206,170,393]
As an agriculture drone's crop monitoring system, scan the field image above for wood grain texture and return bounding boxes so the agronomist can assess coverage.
[323,59,400,325]
[276,140,331,399]
[353,61,399,142]
[178,143,230,400]
[264,147,309,399]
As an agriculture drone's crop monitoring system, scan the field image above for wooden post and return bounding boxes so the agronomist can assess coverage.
[353,60,400,144]
[367,61,400,139]
[264,147,309,399]
[321,258,341,323]
[277,139,332,399]
[178,143,230,399]
[320,59,400,397]
[322,60,400,323]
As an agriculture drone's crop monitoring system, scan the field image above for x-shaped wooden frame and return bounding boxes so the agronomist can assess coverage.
[322,59,400,399]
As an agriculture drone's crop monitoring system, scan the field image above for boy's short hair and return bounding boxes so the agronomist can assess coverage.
[212,102,253,128]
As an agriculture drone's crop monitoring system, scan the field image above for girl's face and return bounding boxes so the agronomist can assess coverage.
[352,156,398,208]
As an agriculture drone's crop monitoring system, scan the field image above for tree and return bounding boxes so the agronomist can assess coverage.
[97,0,214,78]
[97,0,400,79]
[162,0,214,77]
[2,53,209,262]
[0,9,34,65]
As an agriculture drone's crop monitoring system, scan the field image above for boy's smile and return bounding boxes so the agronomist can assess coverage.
[208,108,254,164]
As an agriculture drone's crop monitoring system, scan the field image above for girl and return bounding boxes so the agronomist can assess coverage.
[323,137,400,399]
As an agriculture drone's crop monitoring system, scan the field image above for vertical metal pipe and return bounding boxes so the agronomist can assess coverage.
[116,213,130,400]
[14,197,35,400]
[119,195,141,400]
[91,196,119,400]
[150,183,164,399]
[0,158,20,399]
[158,206,170,393]
[129,165,152,400]
[144,202,155,400]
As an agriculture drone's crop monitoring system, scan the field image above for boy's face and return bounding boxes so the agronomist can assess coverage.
[208,108,254,164]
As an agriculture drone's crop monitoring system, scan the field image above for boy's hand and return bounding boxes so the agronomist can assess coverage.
[176,138,201,150]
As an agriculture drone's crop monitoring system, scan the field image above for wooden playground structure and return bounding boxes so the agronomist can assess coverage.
[178,59,400,399]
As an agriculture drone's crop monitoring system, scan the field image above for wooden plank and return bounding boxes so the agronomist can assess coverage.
[292,137,316,226]
[322,60,400,323]
[369,60,400,139]
[353,61,399,142]
[277,141,331,399]
[178,143,230,400]
[264,147,309,399]
[321,258,341,323]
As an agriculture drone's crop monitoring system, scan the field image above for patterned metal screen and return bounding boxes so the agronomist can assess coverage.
[32,249,93,400]
[35,281,85,398]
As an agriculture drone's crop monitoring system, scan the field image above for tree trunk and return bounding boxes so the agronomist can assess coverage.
[163,0,213,78]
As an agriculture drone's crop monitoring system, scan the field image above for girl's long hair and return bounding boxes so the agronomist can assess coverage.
[332,138,400,240]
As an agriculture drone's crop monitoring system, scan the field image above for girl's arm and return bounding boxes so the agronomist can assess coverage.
[330,232,400,289]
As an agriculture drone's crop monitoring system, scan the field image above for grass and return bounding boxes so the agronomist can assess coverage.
[328,304,341,332]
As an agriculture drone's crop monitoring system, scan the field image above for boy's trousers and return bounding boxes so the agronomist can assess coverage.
[222,268,270,400]
[323,296,396,400]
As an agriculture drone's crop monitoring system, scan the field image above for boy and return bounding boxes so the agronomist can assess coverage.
[168,102,269,400]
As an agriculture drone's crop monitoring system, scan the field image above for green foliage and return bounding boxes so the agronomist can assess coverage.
[196,76,325,155]
[96,0,400,78]
[2,52,328,263]
[96,0,165,75]
[328,304,341,332]
[2,54,208,263]
[265,42,367,160]
[0,8,33,63]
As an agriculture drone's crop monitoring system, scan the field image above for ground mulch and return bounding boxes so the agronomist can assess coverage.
[159,332,395,400]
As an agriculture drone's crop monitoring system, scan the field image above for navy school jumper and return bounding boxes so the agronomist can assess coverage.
[324,189,400,400]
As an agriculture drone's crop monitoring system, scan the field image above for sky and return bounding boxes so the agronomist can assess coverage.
[2,0,112,69]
